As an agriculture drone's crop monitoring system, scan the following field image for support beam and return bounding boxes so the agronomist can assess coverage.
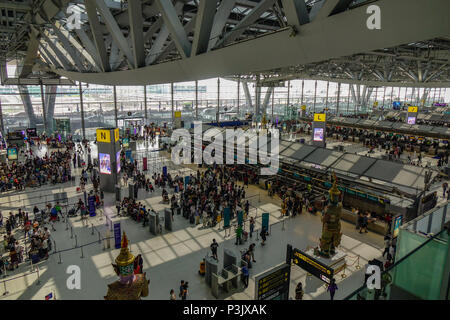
[217,0,276,48]
[113,85,118,127]
[79,82,85,140]
[55,0,450,86]
[85,0,110,72]
[128,0,145,68]
[237,77,240,115]
[171,83,174,124]
[40,34,71,70]
[208,0,237,50]
[192,0,217,56]
[72,25,103,71]
[45,85,57,132]
[51,24,85,71]
[40,82,47,133]
[243,81,253,111]
[53,21,100,72]
[313,0,353,21]
[262,87,274,115]
[18,85,37,128]
[195,80,198,120]
[281,0,309,27]
[95,0,135,67]
[144,85,148,122]
[19,32,39,78]
[156,0,192,58]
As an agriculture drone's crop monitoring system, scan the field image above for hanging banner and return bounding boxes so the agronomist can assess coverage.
[114,128,120,142]
[262,213,269,232]
[88,195,96,217]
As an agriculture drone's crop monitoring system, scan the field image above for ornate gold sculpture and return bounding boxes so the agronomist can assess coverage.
[104,232,150,300]
[315,173,343,258]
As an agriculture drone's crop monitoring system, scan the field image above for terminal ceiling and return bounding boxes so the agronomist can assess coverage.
[0,0,449,87]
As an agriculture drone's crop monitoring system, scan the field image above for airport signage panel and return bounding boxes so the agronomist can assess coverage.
[292,248,333,283]
[314,113,326,122]
[408,106,418,113]
[97,129,111,143]
[255,264,291,300]
[114,128,120,142]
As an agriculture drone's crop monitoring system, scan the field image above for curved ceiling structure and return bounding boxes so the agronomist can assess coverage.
[0,0,449,86]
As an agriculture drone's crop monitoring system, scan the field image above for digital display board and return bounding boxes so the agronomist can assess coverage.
[292,248,334,283]
[407,116,416,125]
[313,128,324,142]
[254,264,290,300]
[7,148,18,160]
[407,106,418,113]
[116,151,121,174]
[26,128,37,137]
[99,153,111,175]
[122,138,129,147]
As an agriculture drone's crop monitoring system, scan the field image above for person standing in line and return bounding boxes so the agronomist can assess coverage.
[249,217,255,238]
[295,282,304,300]
[170,289,176,300]
[327,279,338,300]
[241,265,249,288]
[260,226,267,246]
[382,235,391,258]
[248,243,256,263]
[210,239,219,261]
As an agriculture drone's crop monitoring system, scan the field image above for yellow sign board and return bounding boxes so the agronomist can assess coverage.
[114,128,119,142]
[97,129,111,143]
[174,111,181,118]
[408,106,418,113]
[301,105,306,111]
[313,113,326,122]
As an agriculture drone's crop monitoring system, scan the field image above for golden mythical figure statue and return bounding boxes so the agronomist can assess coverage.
[315,173,343,258]
[104,232,150,300]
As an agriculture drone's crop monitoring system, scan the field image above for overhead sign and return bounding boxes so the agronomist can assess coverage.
[114,128,120,142]
[97,129,111,143]
[255,264,290,300]
[174,111,181,118]
[292,248,334,283]
[7,148,18,160]
[314,113,326,122]
[408,106,418,113]
[301,105,306,111]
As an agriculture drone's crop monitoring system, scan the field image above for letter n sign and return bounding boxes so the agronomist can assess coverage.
[97,129,111,143]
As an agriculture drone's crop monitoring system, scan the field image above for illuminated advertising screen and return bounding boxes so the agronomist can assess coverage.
[99,153,111,175]
[7,148,18,160]
[116,151,121,174]
[26,128,37,137]
[313,128,324,142]
[122,138,129,147]
[407,116,416,125]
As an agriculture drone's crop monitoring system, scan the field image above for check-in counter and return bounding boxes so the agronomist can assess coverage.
[340,208,387,235]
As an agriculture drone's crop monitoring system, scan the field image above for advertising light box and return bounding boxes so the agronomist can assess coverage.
[313,128,324,142]
[99,153,111,175]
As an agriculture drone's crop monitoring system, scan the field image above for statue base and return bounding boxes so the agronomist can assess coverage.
[306,248,347,277]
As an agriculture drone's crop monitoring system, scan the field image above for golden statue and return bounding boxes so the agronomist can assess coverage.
[315,173,343,258]
[104,232,150,300]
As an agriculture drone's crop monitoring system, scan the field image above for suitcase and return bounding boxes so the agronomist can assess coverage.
[189,215,195,224]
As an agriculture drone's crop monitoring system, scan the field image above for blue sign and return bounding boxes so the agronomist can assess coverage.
[125,149,132,160]
[114,223,121,249]
[162,166,167,177]
[88,195,96,217]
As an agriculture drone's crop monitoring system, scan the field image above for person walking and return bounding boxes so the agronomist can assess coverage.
[235,224,243,245]
[170,289,176,300]
[295,282,304,300]
[249,217,255,238]
[327,279,338,300]
[210,239,219,261]
[382,235,391,258]
[248,243,256,263]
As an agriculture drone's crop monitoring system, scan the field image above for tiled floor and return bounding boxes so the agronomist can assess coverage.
[0,141,386,300]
